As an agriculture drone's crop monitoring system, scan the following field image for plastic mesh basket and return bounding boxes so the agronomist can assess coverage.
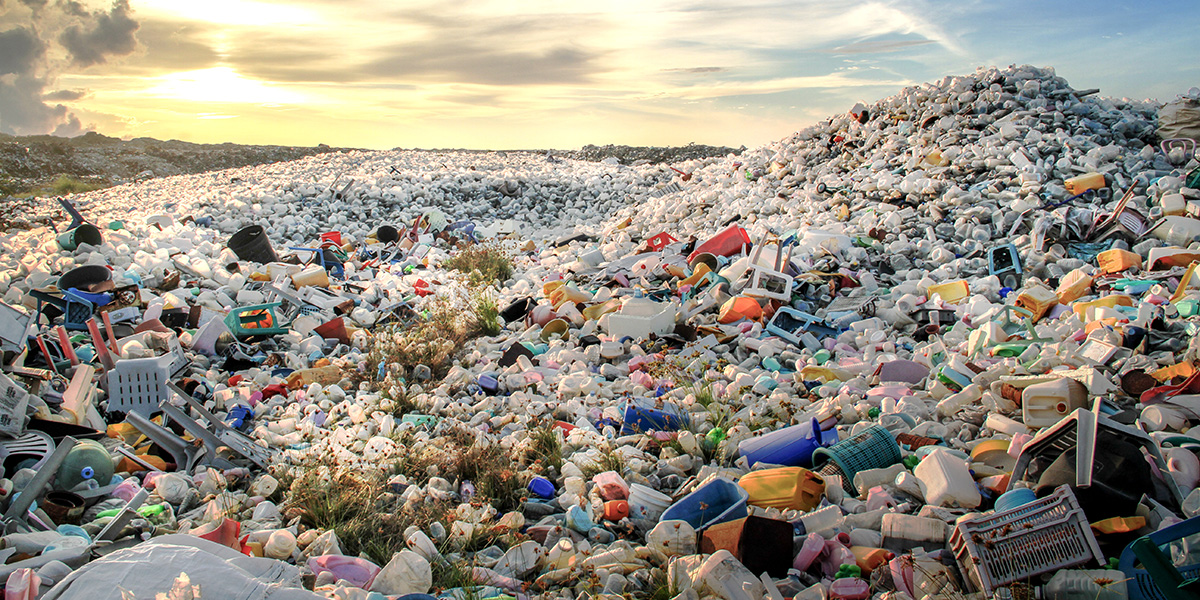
[950,485,1104,594]
[106,353,174,417]
[810,425,901,493]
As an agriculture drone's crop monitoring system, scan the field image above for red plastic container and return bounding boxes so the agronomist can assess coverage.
[688,224,751,264]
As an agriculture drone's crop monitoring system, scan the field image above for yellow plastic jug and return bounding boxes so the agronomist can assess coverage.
[927,280,969,304]
[1064,172,1105,195]
[738,467,825,512]
[1015,285,1060,322]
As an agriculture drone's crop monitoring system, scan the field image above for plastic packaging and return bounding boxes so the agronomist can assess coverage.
[738,467,825,511]
[914,447,981,508]
[1021,378,1088,428]
[738,418,837,468]
[658,476,748,530]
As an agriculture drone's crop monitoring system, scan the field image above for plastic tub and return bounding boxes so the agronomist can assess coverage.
[659,476,748,530]
[307,555,381,589]
[738,417,837,468]
[57,224,103,251]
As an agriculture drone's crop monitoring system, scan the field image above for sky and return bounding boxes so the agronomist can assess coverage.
[0,0,1197,150]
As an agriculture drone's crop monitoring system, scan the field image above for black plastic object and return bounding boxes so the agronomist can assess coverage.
[57,265,111,292]
[1034,430,1149,521]
[499,297,533,323]
[375,225,400,243]
[227,225,278,264]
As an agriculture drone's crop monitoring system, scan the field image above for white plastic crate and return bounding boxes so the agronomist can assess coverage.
[106,353,175,417]
[950,485,1103,594]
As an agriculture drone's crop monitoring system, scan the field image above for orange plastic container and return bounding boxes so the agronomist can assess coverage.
[1056,269,1094,304]
[1015,285,1059,322]
[851,546,895,576]
[738,467,825,512]
[1097,249,1142,274]
[1064,172,1106,195]
[603,499,630,521]
[719,296,763,323]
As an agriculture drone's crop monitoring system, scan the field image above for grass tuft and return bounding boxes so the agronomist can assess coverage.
[443,243,514,287]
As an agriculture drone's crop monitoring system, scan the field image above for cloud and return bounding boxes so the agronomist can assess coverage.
[663,67,726,74]
[59,0,139,67]
[363,42,600,85]
[0,0,142,135]
[43,87,88,100]
[0,26,43,75]
[826,39,935,54]
[126,18,219,72]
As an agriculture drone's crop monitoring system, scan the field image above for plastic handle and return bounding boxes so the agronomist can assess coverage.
[810,417,824,446]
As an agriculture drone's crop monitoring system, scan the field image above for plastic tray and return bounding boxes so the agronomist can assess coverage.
[950,485,1104,594]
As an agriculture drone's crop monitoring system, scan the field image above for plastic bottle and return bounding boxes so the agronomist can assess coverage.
[799,504,844,534]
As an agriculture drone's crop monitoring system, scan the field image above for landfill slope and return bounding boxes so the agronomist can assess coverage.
[3,63,1200,600]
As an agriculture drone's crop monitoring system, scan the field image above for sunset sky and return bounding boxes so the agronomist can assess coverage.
[1,0,1197,150]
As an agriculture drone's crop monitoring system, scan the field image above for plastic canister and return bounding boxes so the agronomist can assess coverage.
[880,513,947,553]
[1043,569,1128,600]
[56,439,114,491]
[1015,285,1060,322]
[913,447,980,508]
[798,504,843,534]
[1064,172,1106,195]
[828,577,870,600]
[738,466,825,511]
[1021,378,1088,428]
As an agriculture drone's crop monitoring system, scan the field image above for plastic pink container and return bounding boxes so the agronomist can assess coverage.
[829,577,870,600]
[793,532,826,571]
[592,471,629,501]
[307,555,381,589]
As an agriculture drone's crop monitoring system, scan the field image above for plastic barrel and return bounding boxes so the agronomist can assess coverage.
[621,402,684,435]
[811,425,901,494]
[56,438,114,491]
[227,225,278,264]
[56,224,103,251]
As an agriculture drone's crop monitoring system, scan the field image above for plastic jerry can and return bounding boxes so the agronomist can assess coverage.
[1064,172,1106,195]
[913,447,980,508]
[1043,569,1128,600]
[738,466,825,511]
[1021,378,1088,428]
[1015,285,1060,322]
[286,365,341,389]
[1056,268,1094,304]
[56,439,114,491]
[737,418,837,468]
[850,546,894,576]
[1097,248,1142,274]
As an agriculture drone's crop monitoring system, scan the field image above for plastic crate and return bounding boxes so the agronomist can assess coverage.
[106,353,175,417]
[950,485,1104,594]
[810,425,901,494]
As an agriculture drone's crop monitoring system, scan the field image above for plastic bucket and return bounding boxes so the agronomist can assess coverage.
[375,225,400,243]
[739,417,837,468]
[227,225,278,264]
[659,476,748,530]
[57,264,111,292]
[993,488,1037,512]
[628,483,671,520]
[56,224,103,251]
[42,490,85,525]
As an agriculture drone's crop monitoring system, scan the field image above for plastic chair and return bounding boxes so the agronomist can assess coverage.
[766,307,839,347]
[1119,516,1200,600]
[1008,407,1185,510]
[224,303,290,339]
[105,353,175,417]
[988,243,1022,288]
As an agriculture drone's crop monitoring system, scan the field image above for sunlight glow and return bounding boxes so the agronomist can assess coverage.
[140,68,309,105]
[138,0,317,26]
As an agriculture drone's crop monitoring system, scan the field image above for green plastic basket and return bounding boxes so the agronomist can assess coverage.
[811,425,901,494]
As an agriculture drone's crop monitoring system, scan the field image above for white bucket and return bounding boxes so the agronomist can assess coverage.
[628,483,671,521]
